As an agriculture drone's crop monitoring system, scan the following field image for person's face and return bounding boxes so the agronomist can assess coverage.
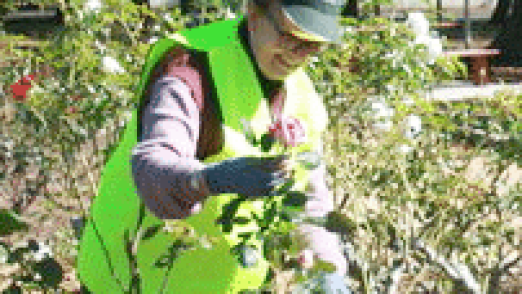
[247,0,327,81]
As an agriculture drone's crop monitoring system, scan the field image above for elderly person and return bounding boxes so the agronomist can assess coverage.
[77,0,350,293]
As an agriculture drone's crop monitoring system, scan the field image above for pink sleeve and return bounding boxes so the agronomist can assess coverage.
[131,76,210,220]
[296,141,347,276]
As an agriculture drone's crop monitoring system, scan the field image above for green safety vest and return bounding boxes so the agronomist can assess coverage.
[77,16,328,294]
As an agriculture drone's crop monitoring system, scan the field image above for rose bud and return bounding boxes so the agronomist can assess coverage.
[297,249,314,269]
[71,95,82,102]
[268,116,306,148]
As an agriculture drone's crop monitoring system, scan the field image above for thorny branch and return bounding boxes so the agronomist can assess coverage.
[413,238,482,294]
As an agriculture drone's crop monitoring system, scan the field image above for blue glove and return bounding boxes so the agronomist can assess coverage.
[202,155,290,198]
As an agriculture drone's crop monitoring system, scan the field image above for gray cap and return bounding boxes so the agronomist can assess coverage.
[280,0,346,45]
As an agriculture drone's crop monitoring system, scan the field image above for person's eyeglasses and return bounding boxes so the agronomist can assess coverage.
[265,8,325,52]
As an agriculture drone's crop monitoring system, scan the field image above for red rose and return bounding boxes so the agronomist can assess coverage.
[268,116,306,148]
[21,74,36,84]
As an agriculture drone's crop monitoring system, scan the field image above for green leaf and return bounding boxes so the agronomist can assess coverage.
[216,197,245,232]
[260,133,275,152]
[264,201,278,224]
[0,209,30,236]
[282,191,308,208]
[251,211,261,222]
[220,220,233,233]
[238,232,253,240]
[311,259,337,275]
[324,211,357,235]
[0,242,9,264]
[277,178,296,194]
[141,224,163,241]
[232,217,251,225]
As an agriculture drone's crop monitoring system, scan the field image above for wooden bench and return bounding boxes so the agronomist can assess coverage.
[2,4,63,37]
[442,49,501,85]
[491,67,522,83]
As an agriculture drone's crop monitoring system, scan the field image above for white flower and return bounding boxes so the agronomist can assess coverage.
[94,40,106,54]
[85,0,102,13]
[372,101,394,132]
[404,115,422,139]
[425,36,442,64]
[407,12,429,37]
[225,7,236,19]
[76,9,84,20]
[33,243,52,261]
[372,101,394,119]
[102,56,125,74]
[415,35,442,65]
[397,145,413,154]
[161,12,174,23]
[34,273,42,281]
[385,84,395,93]
[149,37,159,44]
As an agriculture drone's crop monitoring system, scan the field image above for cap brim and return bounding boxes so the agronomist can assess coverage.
[281,4,344,45]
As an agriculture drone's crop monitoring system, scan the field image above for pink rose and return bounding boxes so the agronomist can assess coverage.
[297,249,315,269]
[268,116,306,148]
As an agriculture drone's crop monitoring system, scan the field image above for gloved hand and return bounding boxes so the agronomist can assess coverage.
[202,154,291,198]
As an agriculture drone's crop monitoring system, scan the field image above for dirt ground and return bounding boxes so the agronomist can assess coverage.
[1,187,87,292]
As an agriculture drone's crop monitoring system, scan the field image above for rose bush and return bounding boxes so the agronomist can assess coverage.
[303,2,522,293]
[217,115,337,293]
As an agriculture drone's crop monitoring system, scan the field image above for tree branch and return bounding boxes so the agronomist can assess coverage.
[413,239,482,294]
